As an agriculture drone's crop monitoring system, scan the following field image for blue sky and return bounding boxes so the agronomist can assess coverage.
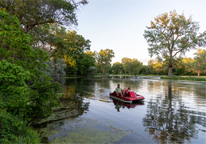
[73,0,206,65]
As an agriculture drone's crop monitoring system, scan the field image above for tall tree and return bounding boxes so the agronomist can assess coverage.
[144,10,206,76]
[0,10,62,119]
[0,0,88,33]
[121,57,132,74]
[193,48,206,76]
[97,49,115,74]
[131,58,143,75]
[112,62,124,74]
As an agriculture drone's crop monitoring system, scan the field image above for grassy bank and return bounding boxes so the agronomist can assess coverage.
[161,76,206,81]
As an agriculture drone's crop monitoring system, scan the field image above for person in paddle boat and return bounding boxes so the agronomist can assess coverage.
[114,84,125,97]
[125,87,131,96]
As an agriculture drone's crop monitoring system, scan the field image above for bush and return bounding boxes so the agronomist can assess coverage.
[87,66,97,76]
[0,109,40,143]
[0,10,62,119]
[44,58,66,83]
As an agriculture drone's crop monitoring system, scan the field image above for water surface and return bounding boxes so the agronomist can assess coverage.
[35,77,206,143]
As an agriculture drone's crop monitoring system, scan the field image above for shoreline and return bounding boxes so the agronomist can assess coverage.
[161,76,206,81]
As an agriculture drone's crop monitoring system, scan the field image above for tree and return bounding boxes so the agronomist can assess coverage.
[29,23,67,57]
[97,49,115,74]
[0,0,88,33]
[112,62,124,74]
[76,52,96,76]
[144,10,206,76]
[121,57,132,74]
[141,65,153,75]
[193,48,206,76]
[0,10,62,119]
[64,55,77,76]
[131,58,143,75]
[121,58,143,75]
[44,58,66,83]
[174,57,195,75]
[149,59,163,75]
[87,66,97,76]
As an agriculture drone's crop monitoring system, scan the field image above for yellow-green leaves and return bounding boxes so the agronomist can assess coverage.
[144,10,206,76]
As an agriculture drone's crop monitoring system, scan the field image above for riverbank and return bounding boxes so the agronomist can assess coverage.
[161,76,206,81]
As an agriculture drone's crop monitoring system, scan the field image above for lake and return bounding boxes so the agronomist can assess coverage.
[35,76,206,143]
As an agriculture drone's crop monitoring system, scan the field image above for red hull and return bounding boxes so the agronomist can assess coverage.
[109,91,144,103]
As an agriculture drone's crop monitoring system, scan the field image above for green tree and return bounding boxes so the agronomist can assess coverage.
[121,57,132,74]
[193,48,206,76]
[144,10,206,76]
[0,10,62,119]
[112,62,124,74]
[131,58,143,75]
[141,65,153,75]
[0,0,88,33]
[76,52,96,76]
[97,49,115,74]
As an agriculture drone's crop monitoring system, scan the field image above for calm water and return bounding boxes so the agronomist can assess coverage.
[35,76,206,143]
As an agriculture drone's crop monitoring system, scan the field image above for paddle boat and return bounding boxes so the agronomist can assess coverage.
[109,91,145,103]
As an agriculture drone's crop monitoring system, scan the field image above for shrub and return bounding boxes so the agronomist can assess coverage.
[0,109,40,143]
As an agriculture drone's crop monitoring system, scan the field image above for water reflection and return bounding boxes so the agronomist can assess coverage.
[143,81,206,143]
[35,77,206,143]
[111,99,144,112]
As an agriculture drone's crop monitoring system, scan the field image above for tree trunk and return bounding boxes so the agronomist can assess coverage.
[197,69,200,77]
[102,68,105,74]
[168,59,173,76]
[168,67,172,76]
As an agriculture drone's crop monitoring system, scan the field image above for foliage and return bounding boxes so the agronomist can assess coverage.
[0,10,62,119]
[131,58,143,75]
[87,66,97,76]
[140,65,153,75]
[30,23,67,58]
[64,51,96,76]
[112,62,124,74]
[0,0,88,33]
[0,60,32,118]
[76,53,96,76]
[121,57,131,74]
[144,10,206,76]
[0,109,40,143]
[44,58,66,82]
[121,58,143,75]
[148,59,163,75]
[193,48,206,76]
[64,55,78,76]
[96,49,115,74]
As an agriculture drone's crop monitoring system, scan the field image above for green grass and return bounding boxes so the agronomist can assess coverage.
[160,76,206,81]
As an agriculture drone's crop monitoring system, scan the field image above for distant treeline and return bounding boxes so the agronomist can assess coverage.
[108,49,206,76]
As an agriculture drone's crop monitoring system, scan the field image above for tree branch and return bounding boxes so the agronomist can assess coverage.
[25,20,55,33]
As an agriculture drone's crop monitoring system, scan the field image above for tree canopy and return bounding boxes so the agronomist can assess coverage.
[0,0,88,33]
[97,49,115,74]
[144,10,206,76]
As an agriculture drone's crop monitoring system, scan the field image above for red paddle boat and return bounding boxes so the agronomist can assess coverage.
[110,91,145,103]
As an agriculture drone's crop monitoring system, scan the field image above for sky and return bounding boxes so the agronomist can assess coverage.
[72,0,206,65]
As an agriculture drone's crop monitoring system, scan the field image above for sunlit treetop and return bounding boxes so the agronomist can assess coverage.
[144,10,206,76]
[144,10,206,58]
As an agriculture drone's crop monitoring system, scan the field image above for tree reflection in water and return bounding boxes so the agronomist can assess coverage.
[143,81,206,143]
